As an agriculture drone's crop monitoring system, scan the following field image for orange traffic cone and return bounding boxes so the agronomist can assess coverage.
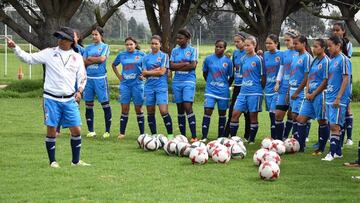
[17,65,24,80]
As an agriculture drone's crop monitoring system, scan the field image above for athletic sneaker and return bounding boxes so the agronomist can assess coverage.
[345,139,353,146]
[312,149,322,156]
[71,160,91,166]
[322,153,343,161]
[344,161,360,167]
[118,134,125,140]
[244,138,249,143]
[190,138,199,143]
[102,132,110,139]
[86,132,96,138]
[50,161,60,168]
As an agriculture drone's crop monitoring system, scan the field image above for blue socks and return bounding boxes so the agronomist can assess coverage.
[137,113,145,134]
[340,126,345,147]
[269,112,276,139]
[71,135,81,164]
[162,113,173,135]
[45,136,56,164]
[187,112,197,138]
[306,121,311,139]
[274,120,284,140]
[229,122,239,137]
[102,102,112,133]
[218,115,227,138]
[330,135,341,156]
[178,114,186,136]
[318,124,330,152]
[284,119,293,139]
[249,123,259,143]
[201,115,211,139]
[85,103,94,132]
[120,113,129,135]
[292,121,298,140]
[244,112,251,140]
[345,115,353,140]
[297,122,307,151]
[147,113,157,134]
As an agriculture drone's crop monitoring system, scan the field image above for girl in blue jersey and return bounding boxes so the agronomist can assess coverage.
[229,36,265,144]
[273,30,299,141]
[142,35,173,139]
[288,35,313,149]
[170,29,198,142]
[297,39,330,154]
[264,34,281,140]
[322,36,350,161]
[83,26,112,139]
[201,40,233,142]
[112,37,146,139]
[223,33,251,139]
[333,22,353,146]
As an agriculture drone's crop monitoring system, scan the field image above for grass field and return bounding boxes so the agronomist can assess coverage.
[0,98,359,202]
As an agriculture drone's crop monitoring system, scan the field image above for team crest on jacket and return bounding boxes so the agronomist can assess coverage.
[135,55,140,61]
[334,61,339,67]
[157,57,162,62]
[318,64,322,69]
[185,51,191,57]
[98,47,102,52]
[223,63,228,68]
[297,59,303,64]
[275,57,281,62]
[251,61,256,67]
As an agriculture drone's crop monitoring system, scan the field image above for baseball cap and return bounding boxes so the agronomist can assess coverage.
[53,27,75,42]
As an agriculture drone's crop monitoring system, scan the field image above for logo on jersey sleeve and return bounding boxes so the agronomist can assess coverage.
[223,63,228,68]
[297,59,303,64]
[98,47,102,52]
[135,55,141,61]
[318,64,322,70]
[157,57,162,62]
[334,61,339,67]
[185,51,191,57]
[251,61,256,67]
[275,57,281,62]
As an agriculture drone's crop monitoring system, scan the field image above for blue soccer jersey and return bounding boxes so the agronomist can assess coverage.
[142,51,169,90]
[170,45,197,84]
[239,54,264,95]
[279,49,298,94]
[83,42,110,77]
[113,50,146,85]
[203,54,233,99]
[326,53,350,105]
[289,51,313,87]
[264,50,282,95]
[308,55,330,93]
[233,49,246,86]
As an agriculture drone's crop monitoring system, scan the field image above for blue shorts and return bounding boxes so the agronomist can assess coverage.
[265,94,278,112]
[299,92,326,120]
[204,96,229,110]
[43,98,81,128]
[289,88,304,114]
[119,83,144,105]
[83,77,110,103]
[144,88,168,106]
[172,82,195,103]
[276,93,289,107]
[234,94,263,113]
[326,104,346,126]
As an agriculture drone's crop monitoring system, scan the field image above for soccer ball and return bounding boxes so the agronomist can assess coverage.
[157,134,168,148]
[212,145,231,164]
[259,161,280,181]
[222,138,237,149]
[164,140,178,155]
[175,142,191,157]
[189,146,208,164]
[271,140,286,155]
[137,134,148,148]
[206,140,223,157]
[230,136,243,143]
[175,134,189,143]
[263,150,281,165]
[190,141,206,149]
[284,138,300,153]
[144,136,159,151]
[261,137,274,150]
[230,143,246,159]
[253,148,269,166]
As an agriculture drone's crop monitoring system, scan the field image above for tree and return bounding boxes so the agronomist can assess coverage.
[0,0,128,49]
[128,17,138,38]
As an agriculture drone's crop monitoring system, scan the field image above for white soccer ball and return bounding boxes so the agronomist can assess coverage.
[206,140,223,157]
[263,150,281,165]
[231,136,243,144]
[222,138,237,149]
[190,141,206,150]
[137,134,148,148]
[230,143,246,159]
[216,137,228,145]
[261,137,274,150]
[163,140,178,155]
[157,134,168,148]
[259,161,280,181]
[253,148,269,166]
[144,136,159,151]
[189,146,208,165]
[175,142,191,157]
[175,134,189,143]
[212,145,231,164]
[271,140,286,155]
[284,138,300,153]
[237,141,247,156]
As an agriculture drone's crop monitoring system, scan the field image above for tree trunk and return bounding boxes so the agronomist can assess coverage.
[338,5,360,44]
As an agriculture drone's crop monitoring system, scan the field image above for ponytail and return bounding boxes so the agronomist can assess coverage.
[296,35,313,56]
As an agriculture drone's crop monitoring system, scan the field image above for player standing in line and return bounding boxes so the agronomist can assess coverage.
[263,34,282,140]
[229,36,265,144]
[7,27,89,167]
[112,37,146,139]
[273,30,299,141]
[142,35,173,139]
[83,26,112,139]
[322,36,350,161]
[201,40,233,142]
[332,22,353,146]
[223,33,251,139]
[170,29,198,142]
[296,39,330,154]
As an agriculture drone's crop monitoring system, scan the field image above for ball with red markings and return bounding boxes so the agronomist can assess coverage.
[263,150,281,165]
[270,140,286,155]
[284,138,300,153]
[253,148,269,166]
[212,145,231,164]
[261,137,274,150]
[259,161,280,180]
[189,146,208,165]
[206,140,222,157]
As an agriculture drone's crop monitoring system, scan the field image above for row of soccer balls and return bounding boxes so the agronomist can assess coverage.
[137,134,247,164]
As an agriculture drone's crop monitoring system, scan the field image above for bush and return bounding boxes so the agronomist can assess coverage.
[0,80,43,98]
[351,81,360,102]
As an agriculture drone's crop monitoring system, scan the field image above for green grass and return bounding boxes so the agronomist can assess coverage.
[0,98,359,202]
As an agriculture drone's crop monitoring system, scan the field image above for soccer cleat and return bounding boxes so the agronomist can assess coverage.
[334,153,343,159]
[117,133,125,140]
[344,161,360,167]
[312,150,322,156]
[321,153,335,161]
[345,139,353,146]
[102,132,110,139]
[86,132,96,138]
[71,160,91,167]
[200,138,208,143]
[190,138,199,143]
[50,161,60,168]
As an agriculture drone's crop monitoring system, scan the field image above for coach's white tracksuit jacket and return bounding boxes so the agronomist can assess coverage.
[12,45,87,102]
